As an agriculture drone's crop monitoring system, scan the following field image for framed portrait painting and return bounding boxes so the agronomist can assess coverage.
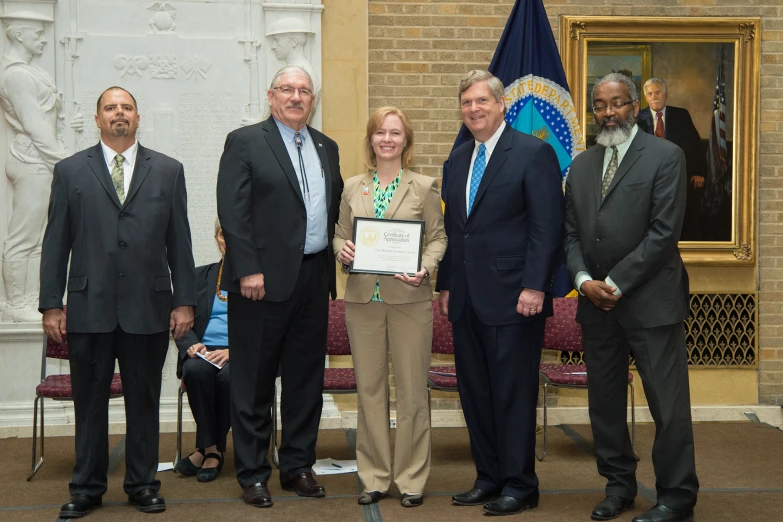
[560,17,760,265]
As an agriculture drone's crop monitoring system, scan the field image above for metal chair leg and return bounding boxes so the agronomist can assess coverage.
[629,381,639,461]
[271,384,279,468]
[27,395,43,480]
[175,385,184,466]
[535,382,548,461]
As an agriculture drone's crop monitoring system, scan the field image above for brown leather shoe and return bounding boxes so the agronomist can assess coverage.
[242,482,273,508]
[281,472,326,498]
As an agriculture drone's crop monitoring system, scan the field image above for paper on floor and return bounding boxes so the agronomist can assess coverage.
[312,458,358,475]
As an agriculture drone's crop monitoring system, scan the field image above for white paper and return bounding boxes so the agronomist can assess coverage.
[197,351,223,369]
[157,462,174,472]
[312,458,358,475]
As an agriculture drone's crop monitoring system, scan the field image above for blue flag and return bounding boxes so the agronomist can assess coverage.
[442,0,584,297]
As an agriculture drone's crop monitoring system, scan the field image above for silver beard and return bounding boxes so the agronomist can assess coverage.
[595,111,636,147]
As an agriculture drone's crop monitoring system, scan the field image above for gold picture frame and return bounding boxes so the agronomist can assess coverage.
[560,16,760,265]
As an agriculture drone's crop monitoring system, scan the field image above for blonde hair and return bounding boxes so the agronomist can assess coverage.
[458,70,506,110]
[364,106,415,169]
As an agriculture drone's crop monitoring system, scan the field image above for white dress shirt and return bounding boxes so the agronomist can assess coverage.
[101,140,138,196]
[465,121,506,209]
[575,124,640,296]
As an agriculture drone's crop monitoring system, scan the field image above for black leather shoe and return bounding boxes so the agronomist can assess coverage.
[174,449,204,477]
[243,482,273,508]
[358,491,386,505]
[452,487,499,506]
[632,504,694,522]
[592,495,635,520]
[483,494,539,516]
[197,452,224,483]
[128,489,166,513]
[59,494,101,519]
[281,472,326,497]
[401,493,424,507]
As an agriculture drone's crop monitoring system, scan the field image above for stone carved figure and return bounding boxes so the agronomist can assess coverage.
[0,12,66,322]
[266,17,321,116]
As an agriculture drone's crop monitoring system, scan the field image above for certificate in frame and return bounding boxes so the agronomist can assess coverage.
[350,217,424,276]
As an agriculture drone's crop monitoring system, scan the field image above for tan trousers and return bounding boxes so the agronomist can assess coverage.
[345,300,432,494]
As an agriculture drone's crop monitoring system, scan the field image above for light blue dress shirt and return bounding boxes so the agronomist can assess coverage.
[201,293,229,347]
[274,119,328,254]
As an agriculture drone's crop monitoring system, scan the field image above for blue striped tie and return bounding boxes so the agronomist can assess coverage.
[467,143,486,215]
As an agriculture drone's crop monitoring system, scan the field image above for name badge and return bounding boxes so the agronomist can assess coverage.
[362,186,369,195]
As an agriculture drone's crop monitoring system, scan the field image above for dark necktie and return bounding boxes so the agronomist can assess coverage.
[601,146,619,200]
[294,131,310,200]
[655,111,665,138]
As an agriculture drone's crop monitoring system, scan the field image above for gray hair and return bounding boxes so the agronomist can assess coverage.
[591,72,639,105]
[458,70,506,109]
[214,217,222,236]
[643,77,667,94]
[269,65,313,91]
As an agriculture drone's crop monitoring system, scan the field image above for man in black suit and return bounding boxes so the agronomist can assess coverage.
[564,73,698,522]
[39,86,196,519]
[637,78,705,240]
[216,65,343,508]
[436,70,564,516]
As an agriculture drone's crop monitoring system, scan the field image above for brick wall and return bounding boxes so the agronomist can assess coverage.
[368,0,783,404]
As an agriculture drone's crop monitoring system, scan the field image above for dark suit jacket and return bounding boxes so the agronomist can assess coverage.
[39,143,196,334]
[435,125,565,325]
[216,116,343,301]
[637,105,705,180]
[174,261,221,378]
[564,130,690,329]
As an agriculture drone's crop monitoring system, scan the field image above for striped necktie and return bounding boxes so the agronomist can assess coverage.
[111,154,125,204]
[655,111,665,138]
[601,146,618,200]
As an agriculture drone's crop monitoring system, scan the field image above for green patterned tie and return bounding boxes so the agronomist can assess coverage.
[601,146,618,200]
[112,154,125,204]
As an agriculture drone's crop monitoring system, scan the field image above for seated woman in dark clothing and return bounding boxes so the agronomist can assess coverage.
[173,219,230,482]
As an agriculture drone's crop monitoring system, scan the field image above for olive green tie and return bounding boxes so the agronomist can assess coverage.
[112,154,125,204]
[601,146,618,201]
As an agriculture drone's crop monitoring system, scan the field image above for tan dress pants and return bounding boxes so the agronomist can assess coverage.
[345,300,432,494]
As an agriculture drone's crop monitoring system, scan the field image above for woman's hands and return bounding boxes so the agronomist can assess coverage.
[187,344,229,366]
[338,240,355,266]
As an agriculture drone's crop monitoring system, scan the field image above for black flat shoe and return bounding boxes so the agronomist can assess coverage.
[197,452,224,483]
[128,489,166,513]
[452,487,499,506]
[592,495,635,520]
[401,493,424,507]
[357,490,386,505]
[174,449,204,477]
[632,504,694,522]
[483,494,539,516]
[59,494,101,519]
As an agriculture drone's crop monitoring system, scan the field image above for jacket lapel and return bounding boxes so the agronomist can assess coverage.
[383,169,409,219]
[468,125,511,218]
[592,145,605,211]
[358,173,374,217]
[448,145,472,226]
[124,144,151,207]
[262,117,303,205]
[86,143,122,208]
[310,126,332,213]
[601,132,645,205]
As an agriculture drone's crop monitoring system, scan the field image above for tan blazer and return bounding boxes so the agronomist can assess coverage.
[333,169,447,305]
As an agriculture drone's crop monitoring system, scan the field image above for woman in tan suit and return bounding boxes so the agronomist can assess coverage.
[334,107,446,507]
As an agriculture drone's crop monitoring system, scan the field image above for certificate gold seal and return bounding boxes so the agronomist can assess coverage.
[360,227,378,247]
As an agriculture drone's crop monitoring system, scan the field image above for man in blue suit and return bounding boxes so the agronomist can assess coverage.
[436,70,564,516]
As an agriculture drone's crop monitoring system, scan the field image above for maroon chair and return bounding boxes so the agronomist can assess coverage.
[29,330,124,480]
[427,300,457,414]
[537,297,637,461]
[270,298,355,467]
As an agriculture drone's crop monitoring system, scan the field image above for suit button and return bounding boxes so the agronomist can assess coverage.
[464,233,469,239]
[596,236,602,242]
[119,212,127,219]
[118,273,125,280]
[119,242,127,248]
[299,244,304,250]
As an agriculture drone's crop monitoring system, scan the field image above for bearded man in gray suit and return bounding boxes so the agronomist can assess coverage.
[564,73,698,522]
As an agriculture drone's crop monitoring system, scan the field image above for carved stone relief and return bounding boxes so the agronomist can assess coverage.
[148,2,177,34]
[114,54,150,78]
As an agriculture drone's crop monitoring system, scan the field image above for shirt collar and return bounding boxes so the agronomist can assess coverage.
[101,140,138,169]
[650,106,666,116]
[474,120,506,156]
[274,117,310,146]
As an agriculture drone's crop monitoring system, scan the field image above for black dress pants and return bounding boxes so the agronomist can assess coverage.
[228,251,328,487]
[181,355,231,452]
[582,315,699,510]
[67,327,169,497]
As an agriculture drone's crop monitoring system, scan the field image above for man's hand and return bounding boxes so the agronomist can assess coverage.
[394,268,428,287]
[438,290,449,316]
[170,305,194,339]
[338,240,355,266]
[581,280,622,312]
[690,175,705,189]
[42,308,66,344]
[205,349,229,367]
[517,288,545,317]
[240,273,265,301]
[187,343,207,358]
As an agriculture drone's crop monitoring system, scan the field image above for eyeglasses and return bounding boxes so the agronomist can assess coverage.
[592,100,635,114]
[272,86,314,98]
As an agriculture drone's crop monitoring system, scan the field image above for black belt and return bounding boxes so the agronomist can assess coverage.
[302,249,325,262]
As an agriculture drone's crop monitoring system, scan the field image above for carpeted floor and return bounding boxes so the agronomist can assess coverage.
[2,422,782,521]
